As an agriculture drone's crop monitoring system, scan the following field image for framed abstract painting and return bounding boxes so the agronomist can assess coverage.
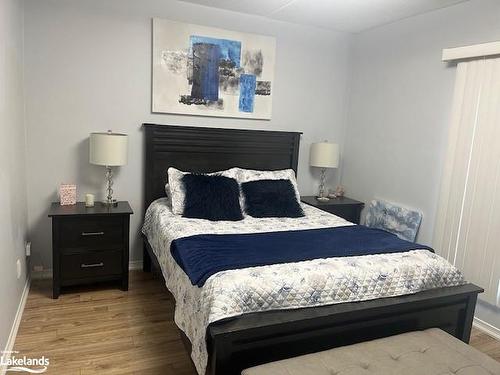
[152,18,276,120]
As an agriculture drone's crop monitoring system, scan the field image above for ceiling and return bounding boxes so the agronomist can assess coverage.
[180,0,469,33]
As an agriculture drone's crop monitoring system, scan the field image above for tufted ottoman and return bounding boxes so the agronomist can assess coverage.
[242,329,500,375]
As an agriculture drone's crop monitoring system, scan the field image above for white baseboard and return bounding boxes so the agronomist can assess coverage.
[1,277,31,375]
[30,269,52,280]
[473,317,500,341]
[31,261,144,280]
[128,260,143,270]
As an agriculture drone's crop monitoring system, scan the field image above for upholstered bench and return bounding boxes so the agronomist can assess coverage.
[242,329,500,375]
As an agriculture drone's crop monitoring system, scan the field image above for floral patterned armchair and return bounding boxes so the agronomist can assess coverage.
[364,199,422,242]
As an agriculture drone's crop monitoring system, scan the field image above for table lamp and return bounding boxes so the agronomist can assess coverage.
[309,141,339,201]
[89,131,128,205]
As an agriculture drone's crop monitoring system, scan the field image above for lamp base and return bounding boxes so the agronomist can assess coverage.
[104,166,117,207]
[316,196,330,202]
[102,199,118,207]
[317,168,328,199]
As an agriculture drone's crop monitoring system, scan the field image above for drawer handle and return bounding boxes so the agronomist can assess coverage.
[81,231,104,236]
[81,262,104,268]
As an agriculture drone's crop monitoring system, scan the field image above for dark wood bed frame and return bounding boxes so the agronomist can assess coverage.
[142,123,483,375]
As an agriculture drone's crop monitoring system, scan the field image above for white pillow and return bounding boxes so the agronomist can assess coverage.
[236,168,301,202]
[167,167,240,215]
[164,183,172,207]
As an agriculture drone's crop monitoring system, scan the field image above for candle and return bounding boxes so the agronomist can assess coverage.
[85,193,95,207]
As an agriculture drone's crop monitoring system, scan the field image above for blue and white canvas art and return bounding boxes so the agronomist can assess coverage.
[152,19,276,120]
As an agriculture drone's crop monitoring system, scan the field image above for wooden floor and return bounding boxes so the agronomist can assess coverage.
[14,272,196,375]
[14,271,500,374]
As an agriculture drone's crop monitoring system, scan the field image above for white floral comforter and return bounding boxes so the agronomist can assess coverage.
[142,198,465,375]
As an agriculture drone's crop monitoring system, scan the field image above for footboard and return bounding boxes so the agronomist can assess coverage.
[207,283,482,375]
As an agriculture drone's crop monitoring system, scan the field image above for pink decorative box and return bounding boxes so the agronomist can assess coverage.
[60,184,77,206]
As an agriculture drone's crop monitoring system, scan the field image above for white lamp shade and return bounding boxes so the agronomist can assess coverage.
[89,132,128,166]
[309,142,339,168]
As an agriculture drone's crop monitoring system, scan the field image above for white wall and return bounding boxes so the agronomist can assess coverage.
[342,0,500,329]
[23,0,352,270]
[0,0,28,353]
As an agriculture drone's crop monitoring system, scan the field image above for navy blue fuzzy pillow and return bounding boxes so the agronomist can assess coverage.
[182,174,243,221]
[242,179,305,218]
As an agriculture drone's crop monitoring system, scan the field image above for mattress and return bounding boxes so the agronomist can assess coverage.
[142,198,465,375]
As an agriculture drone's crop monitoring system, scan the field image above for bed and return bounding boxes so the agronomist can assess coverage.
[141,123,482,375]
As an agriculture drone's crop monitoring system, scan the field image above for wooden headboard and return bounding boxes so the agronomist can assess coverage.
[143,123,302,209]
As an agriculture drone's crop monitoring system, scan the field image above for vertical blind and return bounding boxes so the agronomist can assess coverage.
[434,57,500,306]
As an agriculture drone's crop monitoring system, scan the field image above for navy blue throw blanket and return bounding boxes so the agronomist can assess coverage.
[171,225,434,287]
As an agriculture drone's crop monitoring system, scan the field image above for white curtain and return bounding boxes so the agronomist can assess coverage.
[434,57,500,306]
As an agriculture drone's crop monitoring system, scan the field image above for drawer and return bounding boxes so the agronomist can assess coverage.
[326,205,362,224]
[60,249,122,281]
[59,216,123,250]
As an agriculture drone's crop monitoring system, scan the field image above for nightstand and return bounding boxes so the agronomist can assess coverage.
[48,201,133,299]
[301,196,364,224]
